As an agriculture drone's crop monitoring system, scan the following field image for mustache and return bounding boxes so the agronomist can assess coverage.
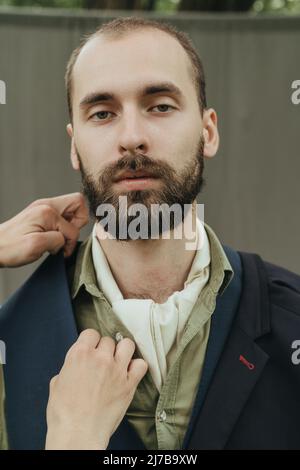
[97,153,177,186]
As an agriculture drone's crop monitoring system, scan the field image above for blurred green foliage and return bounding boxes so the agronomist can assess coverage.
[0,0,300,13]
[0,0,85,7]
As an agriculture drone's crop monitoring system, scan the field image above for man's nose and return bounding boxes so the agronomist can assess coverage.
[117,109,150,155]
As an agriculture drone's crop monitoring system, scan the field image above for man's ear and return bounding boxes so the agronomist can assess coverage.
[66,123,80,171]
[202,108,219,159]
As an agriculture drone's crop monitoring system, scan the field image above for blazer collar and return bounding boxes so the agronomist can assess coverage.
[186,249,271,450]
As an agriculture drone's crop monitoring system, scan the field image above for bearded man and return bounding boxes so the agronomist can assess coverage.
[0,16,300,450]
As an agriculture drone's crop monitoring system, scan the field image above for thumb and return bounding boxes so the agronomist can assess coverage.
[30,231,65,257]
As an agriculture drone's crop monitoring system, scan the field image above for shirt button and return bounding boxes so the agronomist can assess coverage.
[115,332,124,342]
[157,410,167,422]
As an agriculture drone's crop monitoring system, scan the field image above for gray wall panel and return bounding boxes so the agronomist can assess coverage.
[0,9,299,302]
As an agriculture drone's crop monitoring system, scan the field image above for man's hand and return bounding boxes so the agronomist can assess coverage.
[45,329,148,450]
[0,193,89,267]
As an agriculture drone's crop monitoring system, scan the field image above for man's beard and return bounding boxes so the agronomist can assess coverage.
[78,136,205,240]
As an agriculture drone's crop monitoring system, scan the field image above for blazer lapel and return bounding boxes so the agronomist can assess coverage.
[0,250,77,449]
[186,251,271,450]
[0,248,146,450]
[0,251,78,449]
[108,420,146,450]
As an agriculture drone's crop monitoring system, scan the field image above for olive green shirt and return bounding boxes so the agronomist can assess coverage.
[0,223,233,450]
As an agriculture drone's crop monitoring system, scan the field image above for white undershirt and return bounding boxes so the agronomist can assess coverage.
[91,218,211,391]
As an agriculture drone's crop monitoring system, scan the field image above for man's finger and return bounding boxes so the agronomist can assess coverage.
[42,210,80,257]
[26,205,80,259]
[127,359,148,387]
[30,231,66,258]
[76,329,101,349]
[62,236,78,258]
[49,375,58,391]
[52,193,89,229]
[55,214,79,249]
[29,211,79,258]
[114,338,136,368]
[97,336,116,357]
[30,193,89,229]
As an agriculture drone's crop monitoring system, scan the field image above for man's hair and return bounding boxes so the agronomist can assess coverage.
[65,16,207,121]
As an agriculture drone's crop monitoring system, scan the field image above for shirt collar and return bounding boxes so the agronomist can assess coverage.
[71,234,102,300]
[204,223,234,296]
[71,221,234,300]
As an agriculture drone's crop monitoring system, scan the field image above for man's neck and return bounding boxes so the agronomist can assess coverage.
[95,204,199,304]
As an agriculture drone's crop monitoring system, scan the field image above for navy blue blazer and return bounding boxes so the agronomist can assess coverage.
[0,244,300,450]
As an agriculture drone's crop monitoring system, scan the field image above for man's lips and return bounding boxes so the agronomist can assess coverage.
[114,178,160,190]
[113,170,161,190]
[114,170,158,182]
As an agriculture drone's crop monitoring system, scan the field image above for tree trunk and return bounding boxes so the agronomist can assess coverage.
[84,0,145,9]
[178,0,256,12]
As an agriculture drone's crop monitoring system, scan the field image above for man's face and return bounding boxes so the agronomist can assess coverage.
[68,29,215,238]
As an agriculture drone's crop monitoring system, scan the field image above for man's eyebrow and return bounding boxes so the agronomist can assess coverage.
[79,81,184,109]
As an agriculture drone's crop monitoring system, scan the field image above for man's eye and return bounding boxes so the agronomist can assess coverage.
[151,104,174,113]
[91,111,112,120]
[90,104,174,121]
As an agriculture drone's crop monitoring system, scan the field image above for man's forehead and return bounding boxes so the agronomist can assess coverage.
[72,29,193,99]
[78,29,189,66]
